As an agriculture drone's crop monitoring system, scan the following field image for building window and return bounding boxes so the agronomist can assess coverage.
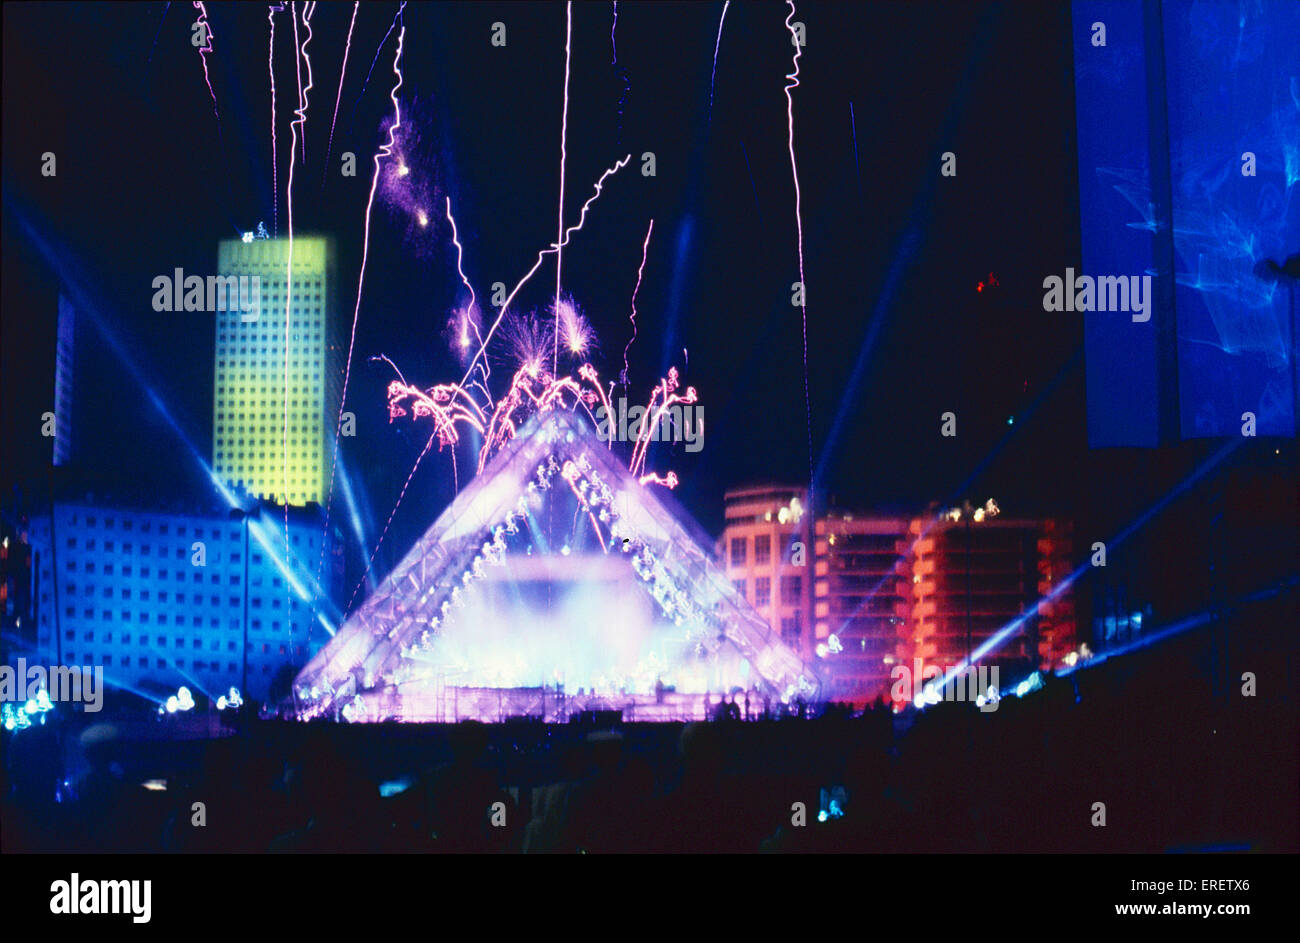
[754,534,771,566]
[780,575,802,605]
[755,576,771,607]
[733,579,746,600]
[730,537,747,567]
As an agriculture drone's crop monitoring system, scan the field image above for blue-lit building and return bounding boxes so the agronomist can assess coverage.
[28,499,341,704]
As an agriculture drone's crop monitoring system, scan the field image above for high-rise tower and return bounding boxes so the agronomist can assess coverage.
[213,237,334,506]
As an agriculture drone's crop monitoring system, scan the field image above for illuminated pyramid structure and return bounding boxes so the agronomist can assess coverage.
[294,409,818,722]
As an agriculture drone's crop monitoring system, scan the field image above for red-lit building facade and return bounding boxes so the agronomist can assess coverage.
[720,488,1078,704]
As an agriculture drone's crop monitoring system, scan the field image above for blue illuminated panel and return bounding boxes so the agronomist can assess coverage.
[1163,0,1299,438]
[1073,0,1299,444]
[1073,0,1163,447]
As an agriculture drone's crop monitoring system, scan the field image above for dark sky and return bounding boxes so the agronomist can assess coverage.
[3,1,1084,574]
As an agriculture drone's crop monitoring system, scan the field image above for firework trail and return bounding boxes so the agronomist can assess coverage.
[362,349,698,610]
[371,353,408,386]
[323,1,360,185]
[357,151,630,594]
[284,1,316,631]
[578,363,615,447]
[783,1,813,497]
[622,218,654,388]
[708,1,730,126]
[561,460,608,551]
[191,3,220,123]
[610,2,630,141]
[269,4,284,235]
[554,2,573,375]
[445,197,491,397]
[462,155,631,389]
[348,5,403,138]
[385,378,487,447]
[291,2,308,167]
[629,366,697,478]
[147,2,171,69]
[345,427,435,616]
[638,471,679,489]
[316,7,406,594]
[445,200,478,320]
[388,358,690,489]
[849,100,861,185]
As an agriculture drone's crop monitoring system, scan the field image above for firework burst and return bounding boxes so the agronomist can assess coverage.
[376,98,439,250]
[496,311,551,376]
[553,296,596,359]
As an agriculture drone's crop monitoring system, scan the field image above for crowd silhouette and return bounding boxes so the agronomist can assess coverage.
[2,623,1294,853]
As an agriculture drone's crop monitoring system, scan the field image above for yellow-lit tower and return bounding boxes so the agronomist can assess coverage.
[213,236,335,506]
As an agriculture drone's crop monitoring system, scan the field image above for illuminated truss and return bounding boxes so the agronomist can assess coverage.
[294,410,817,721]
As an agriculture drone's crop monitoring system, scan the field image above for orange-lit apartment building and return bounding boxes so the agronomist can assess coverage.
[717,485,814,659]
[719,488,1077,704]
[813,512,911,699]
[901,505,1077,691]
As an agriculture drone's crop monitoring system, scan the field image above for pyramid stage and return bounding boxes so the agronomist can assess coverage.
[293,411,818,723]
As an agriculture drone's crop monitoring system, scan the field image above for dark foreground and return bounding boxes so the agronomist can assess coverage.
[2,617,1295,853]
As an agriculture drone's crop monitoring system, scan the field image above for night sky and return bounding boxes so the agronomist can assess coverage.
[3,1,1084,575]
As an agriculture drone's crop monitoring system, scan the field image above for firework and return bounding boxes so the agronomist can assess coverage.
[783,1,814,492]
[283,0,316,610]
[269,3,283,234]
[386,349,695,492]
[192,2,219,122]
[317,8,406,596]
[372,100,439,244]
[610,2,630,140]
[322,1,360,184]
[462,154,631,386]
[622,218,654,387]
[497,311,550,376]
[554,2,573,373]
[554,296,596,359]
[709,1,731,124]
